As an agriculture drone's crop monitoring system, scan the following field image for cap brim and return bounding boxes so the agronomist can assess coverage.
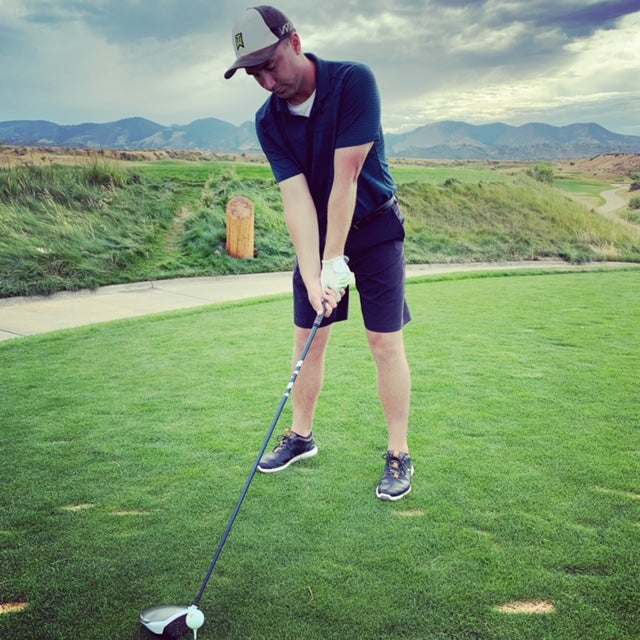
[224,41,280,79]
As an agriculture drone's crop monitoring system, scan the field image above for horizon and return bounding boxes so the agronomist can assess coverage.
[1,116,637,140]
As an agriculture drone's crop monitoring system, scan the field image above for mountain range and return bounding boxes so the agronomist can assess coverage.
[1,116,639,160]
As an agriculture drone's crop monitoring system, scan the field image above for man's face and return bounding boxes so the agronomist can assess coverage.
[245,37,300,100]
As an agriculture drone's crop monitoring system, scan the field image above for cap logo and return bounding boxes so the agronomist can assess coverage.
[277,22,294,37]
[235,32,245,51]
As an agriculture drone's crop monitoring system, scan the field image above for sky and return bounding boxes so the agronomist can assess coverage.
[1,0,639,135]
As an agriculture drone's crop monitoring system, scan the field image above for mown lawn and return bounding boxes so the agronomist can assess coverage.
[1,269,639,639]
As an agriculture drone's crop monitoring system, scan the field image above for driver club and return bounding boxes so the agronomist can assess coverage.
[140,309,325,639]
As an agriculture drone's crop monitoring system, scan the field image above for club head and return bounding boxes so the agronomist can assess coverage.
[140,605,190,639]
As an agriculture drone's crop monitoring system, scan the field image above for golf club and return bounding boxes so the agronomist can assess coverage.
[141,308,325,639]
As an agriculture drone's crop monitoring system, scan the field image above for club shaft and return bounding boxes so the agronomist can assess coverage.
[193,311,324,607]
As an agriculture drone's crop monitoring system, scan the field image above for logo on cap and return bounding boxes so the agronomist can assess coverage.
[235,32,245,51]
[278,22,294,37]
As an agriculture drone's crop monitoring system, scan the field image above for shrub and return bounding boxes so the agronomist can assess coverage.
[526,164,554,184]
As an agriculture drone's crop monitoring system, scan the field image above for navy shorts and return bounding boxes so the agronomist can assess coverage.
[293,199,411,332]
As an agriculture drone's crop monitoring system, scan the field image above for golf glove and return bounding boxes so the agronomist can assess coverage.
[321,255,352,293]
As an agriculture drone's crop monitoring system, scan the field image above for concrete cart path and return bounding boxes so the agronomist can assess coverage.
[1,261,637,341]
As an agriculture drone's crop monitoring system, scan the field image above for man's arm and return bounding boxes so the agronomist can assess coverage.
[278,141,372,314]
[323,141,373,260]
[279,174,337,316]
[279,173,319,286]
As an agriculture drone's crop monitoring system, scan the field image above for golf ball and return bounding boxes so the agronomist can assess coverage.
[186,606,205,630]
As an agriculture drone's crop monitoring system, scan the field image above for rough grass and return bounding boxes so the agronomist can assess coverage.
[1,160,639,298]
[0,161,177,296]
[401,172,640,264]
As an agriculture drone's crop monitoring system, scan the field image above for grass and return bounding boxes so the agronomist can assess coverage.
[400,173,640,264]
[390,162,517,186]
[1,269,639,639]
[553,176,611,207]
[0,160,180,295]
[2,158,640,297]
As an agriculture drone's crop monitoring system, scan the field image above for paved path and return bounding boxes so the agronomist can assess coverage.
[597,184,628,214]
[0,261,637,342]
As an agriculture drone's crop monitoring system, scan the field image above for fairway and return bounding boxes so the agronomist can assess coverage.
[1,269,639,640]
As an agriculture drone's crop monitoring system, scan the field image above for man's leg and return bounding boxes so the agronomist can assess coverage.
[291,324,332,436]
[368,328,413,501]
[366,329,411,451]
[257,324,331,472]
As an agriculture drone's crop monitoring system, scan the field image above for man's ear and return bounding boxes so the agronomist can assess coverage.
[289,32,302,54]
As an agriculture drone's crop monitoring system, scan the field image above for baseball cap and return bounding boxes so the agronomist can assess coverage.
[224,6,295,79]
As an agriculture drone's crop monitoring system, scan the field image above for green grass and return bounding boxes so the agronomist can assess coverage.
[2,159,640,297]
[0,160,180,295]
[400,173,640,264]
[390,163,516,186]
[553,176,610,198]
[553,176,612,210]
[1,269,639,639]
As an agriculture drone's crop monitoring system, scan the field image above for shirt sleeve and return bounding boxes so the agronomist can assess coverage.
[256,104,302,184]
[335,63,381,149]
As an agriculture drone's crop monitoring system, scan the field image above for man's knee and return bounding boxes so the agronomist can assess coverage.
[295,325,331,357]
[367,330,406,364]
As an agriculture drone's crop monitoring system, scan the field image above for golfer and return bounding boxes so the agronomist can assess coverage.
[225,6,413,500]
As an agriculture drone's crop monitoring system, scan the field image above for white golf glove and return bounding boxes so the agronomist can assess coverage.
[321,255,352,294]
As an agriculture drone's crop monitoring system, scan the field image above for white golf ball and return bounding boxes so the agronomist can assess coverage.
[186,606,205,630]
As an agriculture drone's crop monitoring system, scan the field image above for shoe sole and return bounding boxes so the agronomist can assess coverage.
[257,446,318,473]
[376,484,412,501]
[376,466,415,501]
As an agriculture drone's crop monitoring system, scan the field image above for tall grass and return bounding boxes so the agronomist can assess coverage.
[179,167,294,274]
[401,172,640,263]
[1,159,639,298]
[0,161,177,296]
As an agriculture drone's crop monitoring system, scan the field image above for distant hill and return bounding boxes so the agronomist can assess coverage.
[385,121,640,160]
[1,116,639,160]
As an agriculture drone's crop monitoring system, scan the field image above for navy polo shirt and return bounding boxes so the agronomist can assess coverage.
[255,53,396,236]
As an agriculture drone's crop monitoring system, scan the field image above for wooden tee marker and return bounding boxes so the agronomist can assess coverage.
[226,196,254,259]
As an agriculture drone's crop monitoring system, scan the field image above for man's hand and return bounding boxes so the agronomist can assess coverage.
[321,256,352,295]
[307,282,341,317]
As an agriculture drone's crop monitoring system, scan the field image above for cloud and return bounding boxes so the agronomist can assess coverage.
[537,0,640,35]
[0,1,638,135]
[383,10,640,133]
[22,0,227,41]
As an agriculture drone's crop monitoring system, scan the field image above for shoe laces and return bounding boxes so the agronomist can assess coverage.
[272,429,294,452]
[383,450,409,480]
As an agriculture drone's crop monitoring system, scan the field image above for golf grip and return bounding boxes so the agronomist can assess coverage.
[193,309,325,607]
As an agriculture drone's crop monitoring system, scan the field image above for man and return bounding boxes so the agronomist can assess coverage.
[224,6,413,500]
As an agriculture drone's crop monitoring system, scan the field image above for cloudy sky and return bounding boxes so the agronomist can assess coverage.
[1,0,639,135]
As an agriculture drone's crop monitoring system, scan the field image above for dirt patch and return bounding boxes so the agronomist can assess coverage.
[495,600,555,615]
[111,510,151,516]
[0,145,265,168]
[595,485,640,500]
[557,154,640,179]
[166,204,194,249]
[395,508,425,517]
[0,601,29,615]
[61,503,94,512]
[3,146,638,177]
